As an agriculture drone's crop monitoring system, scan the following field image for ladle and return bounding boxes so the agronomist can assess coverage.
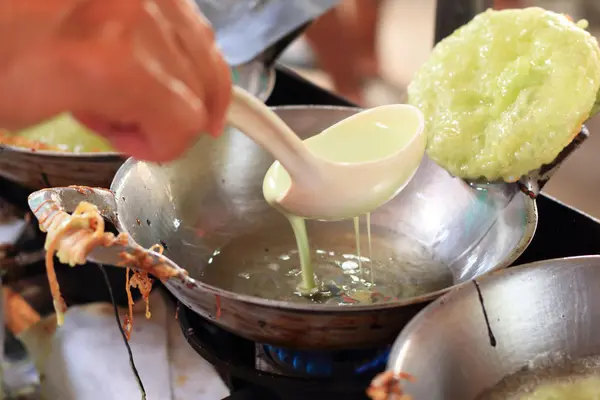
[227,87,426,220]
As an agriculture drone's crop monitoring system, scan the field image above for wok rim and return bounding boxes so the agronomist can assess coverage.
[0,144,124,159]
[114,105,539,313]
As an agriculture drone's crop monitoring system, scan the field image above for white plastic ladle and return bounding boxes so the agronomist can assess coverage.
[227,87,427,220]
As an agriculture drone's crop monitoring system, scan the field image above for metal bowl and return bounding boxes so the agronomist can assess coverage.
[0,61,275,190]
[387,255,600,399]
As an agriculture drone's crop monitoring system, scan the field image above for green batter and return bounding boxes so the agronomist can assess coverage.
[11,113,114,153]
[409,7,600,182]
[522,376,600,399]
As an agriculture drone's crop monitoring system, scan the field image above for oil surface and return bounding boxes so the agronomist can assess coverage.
[200,224,451,305]
[522,376,600,399]
[479,355,600,400]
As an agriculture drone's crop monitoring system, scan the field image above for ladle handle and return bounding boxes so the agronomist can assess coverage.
[227,86,321,186]
[26,187,197,288]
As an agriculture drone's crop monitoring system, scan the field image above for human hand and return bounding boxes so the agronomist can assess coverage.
[0,0,231,162]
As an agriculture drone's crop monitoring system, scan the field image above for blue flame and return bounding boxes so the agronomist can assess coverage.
[263,345,389,377]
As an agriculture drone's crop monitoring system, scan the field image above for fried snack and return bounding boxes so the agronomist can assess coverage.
[36,199,178,336]
[367,371,415,400]
[122,244,164,340]
[409,8,600,182]
[3,113,114,153]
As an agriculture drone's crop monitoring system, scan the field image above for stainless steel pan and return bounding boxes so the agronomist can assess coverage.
[387,255,600,400]
[27,106,547,349]
[0,61,275,190]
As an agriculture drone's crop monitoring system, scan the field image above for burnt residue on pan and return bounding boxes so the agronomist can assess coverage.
[473,280,497,347]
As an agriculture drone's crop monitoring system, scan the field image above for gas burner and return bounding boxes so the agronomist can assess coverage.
[257,344,389,377]
[178,302,386,400]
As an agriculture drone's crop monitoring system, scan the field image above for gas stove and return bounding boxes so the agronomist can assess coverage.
[178,302,386,400]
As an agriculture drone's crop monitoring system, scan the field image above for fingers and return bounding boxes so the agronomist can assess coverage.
[205,46,232,137]
[125,61,210,161]
[72,39,210,161]
[0,39,85,130]
[71,112,150,159]
[168,0,231,136]
[117,4,212,160]
[156,0,232,137]
[138,0,203,97]
[0,0,230,162]
[65,0,216,161]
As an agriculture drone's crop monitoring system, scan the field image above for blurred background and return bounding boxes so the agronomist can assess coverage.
[280,0,600,218]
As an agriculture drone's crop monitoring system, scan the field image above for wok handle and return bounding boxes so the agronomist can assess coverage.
[28,186,119,227]
[259,22,310,68]
[26,186,196,287]
[465,126,589,198]
[518,126,589,198]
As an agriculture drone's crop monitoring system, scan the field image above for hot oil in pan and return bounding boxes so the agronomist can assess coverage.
[199,221,452,305]
[477,355,600,400]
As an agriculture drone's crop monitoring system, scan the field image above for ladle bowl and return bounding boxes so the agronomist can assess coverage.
[28,106,538,349]
[228,87,426,220]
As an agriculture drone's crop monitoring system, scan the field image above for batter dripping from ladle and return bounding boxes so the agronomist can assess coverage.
[283,213,371,295]
[261,105,426,298]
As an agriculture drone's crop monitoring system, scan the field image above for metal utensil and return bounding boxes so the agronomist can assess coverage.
[27,106,541,349]
[0,61,274,190]
[463,126,590,198]
[387,255,600,400]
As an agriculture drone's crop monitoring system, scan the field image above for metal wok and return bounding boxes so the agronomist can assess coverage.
[0,61,275,190]
[387,255,600,400]
[28,106,540,349]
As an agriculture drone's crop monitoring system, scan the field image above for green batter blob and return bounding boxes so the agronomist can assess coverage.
[409,7,600,181]
[12,113,114,153]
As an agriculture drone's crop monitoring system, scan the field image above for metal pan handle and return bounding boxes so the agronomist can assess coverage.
[259,22,310,68]
[518,126,589,198]
[466,126,589,198]
[27,187,198,287]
